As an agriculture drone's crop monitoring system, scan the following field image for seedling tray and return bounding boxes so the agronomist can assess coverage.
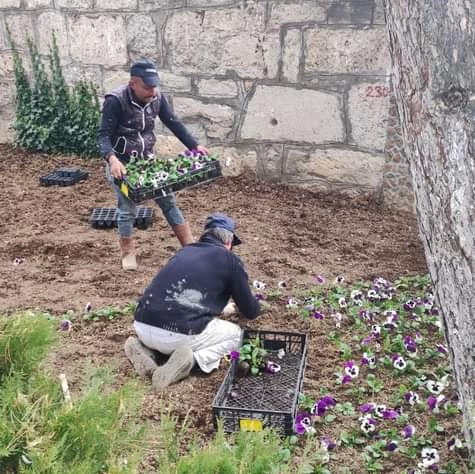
[212,329,308,435]
[89,207,154,230]
[117,160,222,203]
[40,166,88,186]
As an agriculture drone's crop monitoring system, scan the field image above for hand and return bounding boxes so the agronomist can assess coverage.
[196,145,209,155]
[109,155,126,180]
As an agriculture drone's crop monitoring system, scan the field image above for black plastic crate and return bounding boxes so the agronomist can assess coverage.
[89,207,154,230]
[212,329,308,435]
[40,167,88,186]
[117,160,222,203]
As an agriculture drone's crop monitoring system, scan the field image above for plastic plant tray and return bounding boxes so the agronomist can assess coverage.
[117,160,222,203]
[212,329,308,435]
[40,166,88,186]
[89,207,154,230]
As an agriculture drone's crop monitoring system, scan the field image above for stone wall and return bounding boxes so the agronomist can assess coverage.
[0,0,414,210]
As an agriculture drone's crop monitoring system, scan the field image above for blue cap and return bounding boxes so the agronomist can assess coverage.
[130,60,159,87]
[204,213,242,246]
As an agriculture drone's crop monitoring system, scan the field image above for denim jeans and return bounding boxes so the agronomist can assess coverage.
[105,164,185,237]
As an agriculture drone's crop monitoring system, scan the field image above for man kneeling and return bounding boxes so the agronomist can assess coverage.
[124,213,261,390]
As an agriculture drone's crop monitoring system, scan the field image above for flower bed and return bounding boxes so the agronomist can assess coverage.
[116,150,222,203]
[212,330,308,435]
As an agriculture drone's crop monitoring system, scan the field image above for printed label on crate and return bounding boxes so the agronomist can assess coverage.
[120,182,129,197]
[239,418,263,432]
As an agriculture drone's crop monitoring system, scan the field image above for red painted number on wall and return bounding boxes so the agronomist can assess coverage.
[366,85,390,98]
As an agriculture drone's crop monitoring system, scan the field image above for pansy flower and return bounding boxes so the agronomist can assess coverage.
[228,350,240,361]
[367,289,380,301]
[436,344,448,355]
[253,280,266,291]
[312,310,324,320]
[361,352,377,369]
[447,437,463,450]
[382,409,399,420]
[331,312,343,328]
[60,319,72,332]
[277,280,287,289]
[385,440,398,452]
[13,256,25,265]
[350,289,364,305]
[294,412,315,435]
[343,360,359,380]
[361,334,375,346]
[334,275,345,284]
[314,275,326,285]
[420,447,439,468]
[265,361,281,374]
[426,380,444,395]
[359,309,373,322]
[286,298,299,309]
[427,394,446,412]
[255,293,265,302]
[404,299,416,311]
[374,404,387,418]
[311,395,337,417]
[338,296,347,308]
[371,324,381,336]
[392,355,406,370]
[359,402,376,414]
[320,437,336,450]
[403,335,418,355]
[401,424,416,439]
[360,417,377,434]
[404,391,420,405]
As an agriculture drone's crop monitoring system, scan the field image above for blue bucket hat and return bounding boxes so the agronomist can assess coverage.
[130,60,159,87]
[204,213,242,246]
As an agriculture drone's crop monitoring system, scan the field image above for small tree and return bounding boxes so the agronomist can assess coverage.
[8,29,100,157]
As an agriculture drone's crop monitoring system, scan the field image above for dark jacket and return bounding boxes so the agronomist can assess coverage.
[97,85,198,163]
[135,235,260,335]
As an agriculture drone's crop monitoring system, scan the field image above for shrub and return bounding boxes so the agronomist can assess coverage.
[7,28,100,157]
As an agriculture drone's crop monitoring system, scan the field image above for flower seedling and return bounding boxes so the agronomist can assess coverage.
[236,336,269,376]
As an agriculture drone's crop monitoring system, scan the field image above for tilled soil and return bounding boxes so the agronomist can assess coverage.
[0,144,428,470]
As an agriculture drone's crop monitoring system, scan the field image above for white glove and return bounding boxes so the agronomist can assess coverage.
[222,301,238,317]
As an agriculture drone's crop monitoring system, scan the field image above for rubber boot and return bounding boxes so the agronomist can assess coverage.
[151,345,194,391]
[172,223,194,246]
[119,236,137,271]
[124,337,158,377]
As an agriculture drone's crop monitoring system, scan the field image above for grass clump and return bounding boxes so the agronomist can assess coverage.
[0,311,149,473]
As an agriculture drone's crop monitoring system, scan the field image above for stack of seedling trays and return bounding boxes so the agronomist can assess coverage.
[89,207,154,230]
[40,166,88,186]
[212,329,308,435]
[116,153,222,203]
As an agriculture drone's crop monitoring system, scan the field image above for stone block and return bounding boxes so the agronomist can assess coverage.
[126,14,158,58]
[1,14,34,50]
[305,26,390,74]
[164,8,280,79]
[327,1,373,25]
[0,53,14,79]
[24,0,52,8]
[268,2,326,28]
[282,28,301,83]
[348,81,390,151]
[103,69,130,93]
[241,85,343,143]
[138,0,185,9]
[0,81,14,107]
[197,78,238,98]
[188,0,234,6]
[173,97,235,139]
[0,109,15,143]
[68,15,127,66]
[159,71,191,92]
[154,135,186,156]
[63,64,102,88]
[285,147,384,190]
[37,11,68,56]
[56,0,93,7]
[0,0,21,6]
[96,0,137,9]
[181,122,207,146]
[258,144,283,181]
[211,145,257,177]
[373,0,386,24]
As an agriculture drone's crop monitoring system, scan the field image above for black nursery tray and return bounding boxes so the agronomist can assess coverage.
[117,160,222,203]
[212,330,308,435]
[89,207,154,230]
[40,166,88,186]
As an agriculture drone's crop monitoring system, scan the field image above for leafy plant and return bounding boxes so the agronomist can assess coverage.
[237,336,268,376]
[7,29,100,157]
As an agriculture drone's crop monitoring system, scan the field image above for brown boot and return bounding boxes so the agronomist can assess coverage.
[172,223,194,246]
[119,236,137,271]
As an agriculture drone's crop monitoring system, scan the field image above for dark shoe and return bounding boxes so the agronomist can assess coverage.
[124,336,157,377]
[151,345,194,391]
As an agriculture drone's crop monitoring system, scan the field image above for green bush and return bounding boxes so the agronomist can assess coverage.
[0,312,148,473]
[7,28,100,157]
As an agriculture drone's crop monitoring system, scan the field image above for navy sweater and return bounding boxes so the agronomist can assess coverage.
[135,235,260,334]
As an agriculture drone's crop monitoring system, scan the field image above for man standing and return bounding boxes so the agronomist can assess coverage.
[124,213,261,390]
[98,59,208,270]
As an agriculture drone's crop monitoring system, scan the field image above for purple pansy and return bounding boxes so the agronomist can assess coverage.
[360,402,376,414]
[401,424,416,439]
[392,354,406,370]
[386,440,399,452]
[60,319,72,332]
[229,350,240,361]
[294,412,314,435]
[314,275,326,284]
[403,335,418,354]
[344,360,359,380]
[312,310,324,320]
[436,344,448,355]
[360,416,377,434]
[361,352,377,369]
[420,447,439,468]
[320,437,336,450]
[404,391,420,405]
[265,361,281,374]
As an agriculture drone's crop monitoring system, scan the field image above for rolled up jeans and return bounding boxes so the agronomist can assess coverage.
[133,318,242,373]
[105,164,184,237]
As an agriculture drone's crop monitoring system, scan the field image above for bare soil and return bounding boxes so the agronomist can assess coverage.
[0,144,428,471]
